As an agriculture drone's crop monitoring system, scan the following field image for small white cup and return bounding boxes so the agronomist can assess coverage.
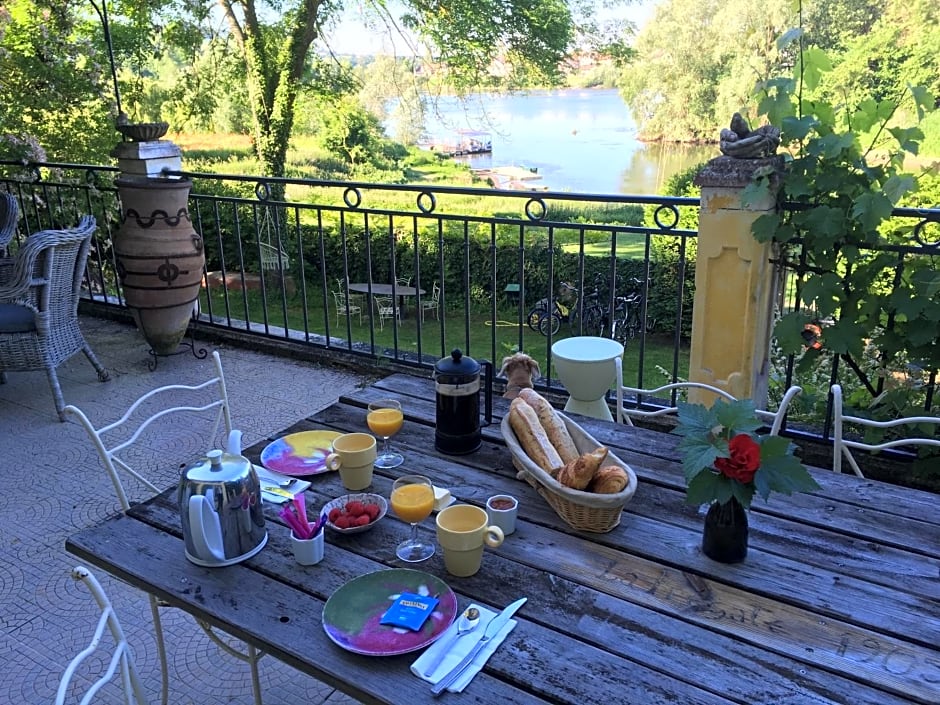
[486,495,519,536]
[290,530,325,565]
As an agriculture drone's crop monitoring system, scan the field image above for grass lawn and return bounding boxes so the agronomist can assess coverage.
[199,281,688,385]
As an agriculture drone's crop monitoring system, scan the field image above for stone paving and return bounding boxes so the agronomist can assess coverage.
[0,316,374,704]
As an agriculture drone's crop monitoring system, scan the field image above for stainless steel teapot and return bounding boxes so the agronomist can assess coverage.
[178,430,268,567]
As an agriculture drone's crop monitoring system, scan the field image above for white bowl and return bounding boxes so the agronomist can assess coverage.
[323,493,388,534]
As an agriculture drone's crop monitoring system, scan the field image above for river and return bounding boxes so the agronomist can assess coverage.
[396,88,716,196]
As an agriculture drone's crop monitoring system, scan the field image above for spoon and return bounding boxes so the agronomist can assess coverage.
[422,607,481,677]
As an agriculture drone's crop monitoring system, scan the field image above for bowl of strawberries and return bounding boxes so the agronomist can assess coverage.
[323,493,388,534]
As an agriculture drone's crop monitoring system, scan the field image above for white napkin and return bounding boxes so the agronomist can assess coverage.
[410,604,517,693]
[255,466,311,504]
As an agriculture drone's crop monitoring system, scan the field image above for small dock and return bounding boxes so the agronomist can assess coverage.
[473,165,548,191]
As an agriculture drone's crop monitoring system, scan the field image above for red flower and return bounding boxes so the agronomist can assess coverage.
[714,434,760,484]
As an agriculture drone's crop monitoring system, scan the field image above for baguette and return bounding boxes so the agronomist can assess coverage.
[517,389,580,464]
[589,465,630,494]
[557,446,609,490]
[508,397,563,474]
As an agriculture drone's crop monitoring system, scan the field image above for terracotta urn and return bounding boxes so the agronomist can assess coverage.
[113,177,205,355]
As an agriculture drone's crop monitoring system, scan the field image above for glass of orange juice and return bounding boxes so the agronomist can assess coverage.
[367,399,404,468]
[390,474,436,562]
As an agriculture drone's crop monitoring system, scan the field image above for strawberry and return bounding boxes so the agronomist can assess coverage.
[328,507,342,522]
[345,500,365,516]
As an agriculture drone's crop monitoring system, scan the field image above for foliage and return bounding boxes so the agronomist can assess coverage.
[674,398,820,509]
[0,1,113,161]
[748,26,939,384]
[618,0,939,154]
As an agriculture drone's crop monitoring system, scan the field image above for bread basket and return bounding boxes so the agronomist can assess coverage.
[501,412,637,533]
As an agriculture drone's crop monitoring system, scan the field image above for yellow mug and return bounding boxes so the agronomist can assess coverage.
[326,433,376,490]
[435,504,504,577]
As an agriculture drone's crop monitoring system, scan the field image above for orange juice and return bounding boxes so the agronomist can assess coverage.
[390,483,435,523]
[367,407,404,438]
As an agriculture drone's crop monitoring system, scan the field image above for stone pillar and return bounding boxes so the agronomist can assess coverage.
[111,138,205,356]
[687,155,785,406]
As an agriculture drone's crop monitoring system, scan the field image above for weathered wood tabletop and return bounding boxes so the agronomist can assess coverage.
[65,373,940,705]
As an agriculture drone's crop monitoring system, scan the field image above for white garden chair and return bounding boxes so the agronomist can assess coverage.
[615,358,802,435]
[63,351,265,705]
[56,566,149,705]
[831,383,940,477]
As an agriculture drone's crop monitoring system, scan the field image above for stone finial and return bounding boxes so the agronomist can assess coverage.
[719,113,781,159]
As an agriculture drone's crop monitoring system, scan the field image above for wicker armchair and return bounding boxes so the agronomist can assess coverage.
[0,191,18,258]
[0,216,109,420]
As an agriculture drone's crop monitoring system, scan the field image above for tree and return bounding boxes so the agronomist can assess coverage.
[214,0,593,184]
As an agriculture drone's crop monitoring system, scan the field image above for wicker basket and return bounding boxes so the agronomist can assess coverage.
[502,412,637,533]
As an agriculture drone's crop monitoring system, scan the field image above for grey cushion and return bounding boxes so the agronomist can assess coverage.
[0,304,35,333]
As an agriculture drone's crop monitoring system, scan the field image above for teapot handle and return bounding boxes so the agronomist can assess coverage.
[227,429,243,455]
[188,495,225,563]
[480,359,493,427]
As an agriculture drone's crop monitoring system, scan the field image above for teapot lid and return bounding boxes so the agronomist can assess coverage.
[182,449,252,483]
[435,348,479,376]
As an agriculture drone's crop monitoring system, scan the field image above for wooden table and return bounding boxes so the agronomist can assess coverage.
[66,374,940,705]
[348,283,426,319]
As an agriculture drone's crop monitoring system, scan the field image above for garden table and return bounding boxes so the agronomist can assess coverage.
[65,373,940,705]
[347,283,426,319]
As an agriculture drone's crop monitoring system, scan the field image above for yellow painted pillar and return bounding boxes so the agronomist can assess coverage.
[688,156,785,406]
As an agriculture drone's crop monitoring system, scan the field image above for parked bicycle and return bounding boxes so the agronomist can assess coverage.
[607,277,655,345]
[526,281,605,337]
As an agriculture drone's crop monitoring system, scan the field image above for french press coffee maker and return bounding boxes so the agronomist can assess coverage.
[434,349,493,455]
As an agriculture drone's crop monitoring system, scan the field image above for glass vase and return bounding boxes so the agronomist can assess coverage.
[702,497,748,563]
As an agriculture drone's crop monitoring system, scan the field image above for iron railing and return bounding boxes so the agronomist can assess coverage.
[2,158,938,450]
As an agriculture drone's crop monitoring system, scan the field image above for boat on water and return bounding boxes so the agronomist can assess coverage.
[425,129,492,156]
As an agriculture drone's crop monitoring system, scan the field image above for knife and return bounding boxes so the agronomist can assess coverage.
[430,597,526,696]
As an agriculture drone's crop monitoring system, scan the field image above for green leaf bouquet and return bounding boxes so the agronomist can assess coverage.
[674,398,820,509]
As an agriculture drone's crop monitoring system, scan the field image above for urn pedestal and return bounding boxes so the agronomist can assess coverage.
[112,139,205,356]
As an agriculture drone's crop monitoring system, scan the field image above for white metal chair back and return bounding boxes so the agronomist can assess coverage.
[374,295,400,329]
[831,383,940,477]
[56,566,149,705]
[332,290,362,324]
[64,349,232,511]
[63,351,265,705]
[615,357,801,435]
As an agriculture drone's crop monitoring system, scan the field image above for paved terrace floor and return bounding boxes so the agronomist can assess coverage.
[1,316,374,704]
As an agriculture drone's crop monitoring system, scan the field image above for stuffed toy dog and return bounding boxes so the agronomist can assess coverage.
[498,352,541,399]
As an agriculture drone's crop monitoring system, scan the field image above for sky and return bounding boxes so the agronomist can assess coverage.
[327,1,659,56]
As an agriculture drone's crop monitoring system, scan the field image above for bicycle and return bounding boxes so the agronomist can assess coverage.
[527,281,605,337]
[608,277,655,345]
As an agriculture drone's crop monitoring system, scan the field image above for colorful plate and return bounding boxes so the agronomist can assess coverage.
[260,430,342,476]
[322,569,457,656]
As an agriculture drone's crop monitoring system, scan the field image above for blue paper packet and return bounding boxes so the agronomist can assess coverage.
[380,592,439,631]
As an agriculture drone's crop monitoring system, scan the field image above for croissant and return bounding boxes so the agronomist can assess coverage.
[589,465,629,494]
[557,446,608,490]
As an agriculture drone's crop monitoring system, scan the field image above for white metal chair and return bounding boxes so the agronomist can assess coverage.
[332,289,362,324]
[56,566,149,705]
[831,383,940,477]
[395,275,412,288]
[615,358,802,435]
[0,215,110,420]
[420,281,441,321]
[63,350,264,705]
[373,294,400,329]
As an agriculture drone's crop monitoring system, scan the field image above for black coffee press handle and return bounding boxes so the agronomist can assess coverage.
[480,359,493,427]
